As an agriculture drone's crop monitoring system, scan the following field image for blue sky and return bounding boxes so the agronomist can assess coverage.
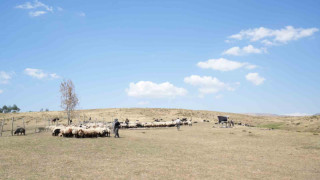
[0,0,319,115]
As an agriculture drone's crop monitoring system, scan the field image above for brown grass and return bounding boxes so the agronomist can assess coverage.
[1,108,320,179]
[1,122,320,179]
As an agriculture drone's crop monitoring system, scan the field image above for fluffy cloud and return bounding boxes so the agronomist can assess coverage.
[245,73,265,85]
[24,68,60,79]
[0,89,3,94]
[0,71,13,84]
[29,11,46,17]
[15,0,54,17]
[223,45,266,56]
[184,75,239,96]
[126,81,187,98]
[229,26,318,45]
[50,73,60,79]
[197,58,257,71]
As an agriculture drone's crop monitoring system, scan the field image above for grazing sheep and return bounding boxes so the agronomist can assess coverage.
[72,128,79,138]
[61,127,73,137]
[14,128,25,135]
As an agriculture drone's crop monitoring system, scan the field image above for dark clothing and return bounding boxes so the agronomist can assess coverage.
[114,122,120,128]
[114,121,120,138]
[114,128,120,138]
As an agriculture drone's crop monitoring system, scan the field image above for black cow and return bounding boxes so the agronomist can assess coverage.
[14,128,25,135]
[217,116,228,124]
[51,118,59,124]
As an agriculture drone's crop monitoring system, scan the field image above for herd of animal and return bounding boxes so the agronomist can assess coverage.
[12,116,253,137]
[49,124,111,138]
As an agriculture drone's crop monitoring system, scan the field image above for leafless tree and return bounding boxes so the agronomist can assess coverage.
[60,79,79,125]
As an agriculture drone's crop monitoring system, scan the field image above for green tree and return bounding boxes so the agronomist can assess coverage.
[2,105,9,113]
[12,104,20,112]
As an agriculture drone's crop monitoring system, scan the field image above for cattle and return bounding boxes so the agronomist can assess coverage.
[51,118,59,124]
[218,116,235,128]
[217,116,228,124]
[14,128,25,135]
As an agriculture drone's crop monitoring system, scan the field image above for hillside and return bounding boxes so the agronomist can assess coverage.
[1,108,319,133]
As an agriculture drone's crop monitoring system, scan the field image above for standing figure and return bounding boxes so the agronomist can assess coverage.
[114,119,120,138]
[175,118,181,130]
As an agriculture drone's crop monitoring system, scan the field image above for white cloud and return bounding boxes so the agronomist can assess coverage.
[126,81,187,98]
[184,75,239,96]
[228,26,318,45]
[246,73,265,85]
[284,113,311,116]
[0,89,3,94]
[24,68,60,80]
[50,73,60,79]
[29,11,46,17]
[222,47,241,56]
[197,58,257,71]
[78,12,86,17]
[16,0,53,12]
[15,0,55,17]
[223,45,265,56]
[0,71,12,84]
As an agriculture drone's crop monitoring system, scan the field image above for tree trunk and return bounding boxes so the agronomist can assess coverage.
[11,117,14,136]
[0,119,4,136]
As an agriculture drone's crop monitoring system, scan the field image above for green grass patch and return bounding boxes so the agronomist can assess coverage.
[258,123,284,129]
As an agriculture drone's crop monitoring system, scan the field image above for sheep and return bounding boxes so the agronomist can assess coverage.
[82,128,98,138]
[72,127,80,138]
[61,127,73,137]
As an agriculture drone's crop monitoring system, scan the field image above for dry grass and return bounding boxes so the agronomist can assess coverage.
[1,123,320,179]
[1,108,320,134]
[1,108,320,179]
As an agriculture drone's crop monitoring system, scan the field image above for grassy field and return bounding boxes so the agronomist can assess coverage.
[1,108,320,134]
[0,108,320,179]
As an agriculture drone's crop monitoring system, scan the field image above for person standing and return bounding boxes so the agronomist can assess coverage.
[114,119,121,138]
[176,118,181,130]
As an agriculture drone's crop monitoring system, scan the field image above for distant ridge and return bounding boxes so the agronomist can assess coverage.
[244,113,280,117]
[314,113,320,116]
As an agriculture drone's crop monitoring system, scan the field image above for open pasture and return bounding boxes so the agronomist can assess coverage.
[1,120,319,179]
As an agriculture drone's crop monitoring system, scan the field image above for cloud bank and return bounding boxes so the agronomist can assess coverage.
[24,68,60,79]
[197,58,256,71]
[126,81,187,98]
[228,26,318,45]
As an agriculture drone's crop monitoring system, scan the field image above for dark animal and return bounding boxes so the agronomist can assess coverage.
[217,116,228,124]
[52,129,60,136]
[14,128,25,135]
[51,118,59,123]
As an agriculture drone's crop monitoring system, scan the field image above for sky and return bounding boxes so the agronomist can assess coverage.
[0,0,319,115]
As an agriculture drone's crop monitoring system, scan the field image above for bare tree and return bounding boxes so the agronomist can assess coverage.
[60,79,79,125]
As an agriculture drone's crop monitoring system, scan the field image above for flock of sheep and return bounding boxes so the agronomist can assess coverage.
[48,119,193,138]
[49,123,111,138]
